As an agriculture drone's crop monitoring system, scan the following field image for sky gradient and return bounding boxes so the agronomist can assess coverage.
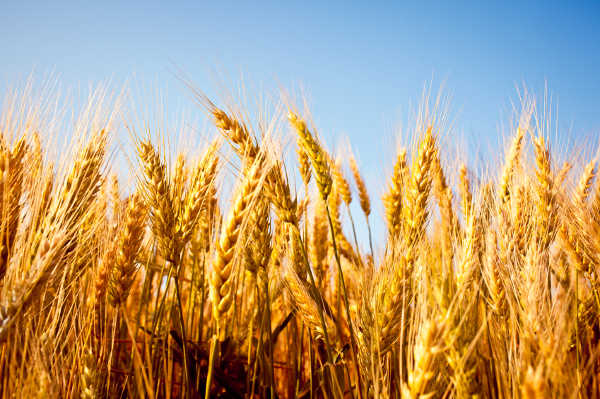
[1,1,599,243]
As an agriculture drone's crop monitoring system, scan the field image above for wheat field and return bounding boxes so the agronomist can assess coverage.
[0,84,599,399]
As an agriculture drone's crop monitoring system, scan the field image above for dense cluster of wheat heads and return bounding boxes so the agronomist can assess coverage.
[1,86,600,399]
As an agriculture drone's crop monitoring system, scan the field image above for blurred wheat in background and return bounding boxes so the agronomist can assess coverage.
[0,82,599,399]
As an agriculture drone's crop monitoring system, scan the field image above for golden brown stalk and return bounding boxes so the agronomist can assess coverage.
[244,198,272,276]
[402,318,445,399]
[357,245,409,374]
[483,230,505,316]
[574,160,596,206]
[445,207,482,397]
[559,223,597,273]
[459,163,473,222]
[383,148,407,236]
[311,198,329,287]
[0,138,27,279]
[533,134,556,250]
[191,151,220,255]
[108,193,147,307]
[27,132,43,194]
[288,112,332,202]
[267,219,284,272]
[556,161,572,188]
[212,108,259,162]
[455,213,481,292]
[0,229,66,342]
[266,167,298,226]
[58,130,108,224]
[180,140,220,244]
[212,108,301,257]
[297,145,312,187]
[360,131,436,370]
[295,196,309,223]
[349,154,371,217]
[137,139,177,261]
[172,153,188,201]
[511,185,532,256]
[521,365,547,399]
[95,242,112,326]
[285,270,335,341]
[331,156,352,206]
[32,165,54,233]
[519,245,549,356]
[403,127,436,256]
[432,150,457,274]
[33,130,107,275]
[108,173,121,224]
[80,346,98,399]
[211,161,262,340]
[499,127,526,205]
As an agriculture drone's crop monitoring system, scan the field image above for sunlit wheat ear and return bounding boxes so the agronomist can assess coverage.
[265,168,298,226]
[80,346,98,399]
[108,193,146,307]
[295,196,309,224]
[593,171,600,214]
[383,147,407,236]
[297,141,312,187]
[558,222,597,274]
[403,126,436,248]
[432,149,456,270]
[210,160,262,340]
[137,139,176,261]
[499,127,526,205]
[455,211,481,292]
[59,129,108,221]
[483,230,506,316]
[0,137,27,280]
[555,161,572,189]
[285,269,335,341]
[349,154,371,217]
[574,159,596,206]
[28,132,43,185]
[521,365,548,399]
[0,229,66,342]
[267,221,285,272]
[288,112,332,202]
[244,198,272,276]
[311,197,329,287]
[180,139,220,244]
[212,107,259,163]
[358,247,409,367]
[402,318,445,399]
[108,173,121,222]
[326,181,358,264]
[331,155,352,206]
[533,134,556,250]
[459,163,473,222]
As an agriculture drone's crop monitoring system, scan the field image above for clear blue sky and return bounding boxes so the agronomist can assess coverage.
[2,1,599,146]
[1,1,599,244]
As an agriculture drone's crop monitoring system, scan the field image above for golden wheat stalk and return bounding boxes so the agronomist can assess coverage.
[210,160,262,340]
[108,193,146,307]
[288,112,332,202]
